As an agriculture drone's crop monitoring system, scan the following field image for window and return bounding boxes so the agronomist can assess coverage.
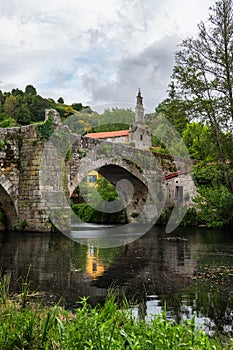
[93,262,97,272]
[87,175,97,183]
[140,134,143,141]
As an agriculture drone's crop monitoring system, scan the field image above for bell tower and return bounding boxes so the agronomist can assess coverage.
[135,88,144,124]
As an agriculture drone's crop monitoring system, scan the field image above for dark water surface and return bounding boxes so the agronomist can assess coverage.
[0,225,233,336]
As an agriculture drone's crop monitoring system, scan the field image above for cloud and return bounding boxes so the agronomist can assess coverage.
[83,35,179,111]
[0,0,215,108]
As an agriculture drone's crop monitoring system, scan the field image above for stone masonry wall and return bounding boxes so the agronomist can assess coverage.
[0,122,196,231]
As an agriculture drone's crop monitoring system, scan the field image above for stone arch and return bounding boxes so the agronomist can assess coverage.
[98,164,148,218]
[0,178,18,228]
[69,160,149,221]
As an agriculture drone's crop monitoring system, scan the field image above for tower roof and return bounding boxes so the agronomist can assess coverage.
[136,88,143,106]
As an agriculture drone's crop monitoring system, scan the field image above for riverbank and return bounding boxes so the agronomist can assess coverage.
[0,279,231,350]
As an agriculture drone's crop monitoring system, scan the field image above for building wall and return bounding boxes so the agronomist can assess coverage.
[129,124,152,149]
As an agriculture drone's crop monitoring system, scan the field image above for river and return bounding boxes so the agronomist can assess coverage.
[0,225,233,336]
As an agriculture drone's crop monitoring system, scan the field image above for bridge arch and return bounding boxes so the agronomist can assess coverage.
[69,158,152,221]
[98,164,148,218]
[0,178,17,228]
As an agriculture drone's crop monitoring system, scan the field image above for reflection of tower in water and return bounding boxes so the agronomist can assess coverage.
[86,245,105,280]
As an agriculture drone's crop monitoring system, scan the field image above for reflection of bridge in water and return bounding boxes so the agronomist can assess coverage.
[0,227,197,306]
[1,227,233,334]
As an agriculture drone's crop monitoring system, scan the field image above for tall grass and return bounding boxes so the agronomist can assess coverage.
[0,277,231,349]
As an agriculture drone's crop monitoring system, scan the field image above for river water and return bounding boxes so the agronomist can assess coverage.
[0,225,233,336]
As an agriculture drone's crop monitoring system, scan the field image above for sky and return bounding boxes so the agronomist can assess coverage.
[0,0,215,113]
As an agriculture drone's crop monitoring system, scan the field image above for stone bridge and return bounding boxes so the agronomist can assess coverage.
[0,120,196,232]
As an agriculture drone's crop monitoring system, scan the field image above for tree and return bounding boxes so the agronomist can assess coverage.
[11,88,24,98]
[155,82,189,135]
[57,97,64,104]
[172,0,233,192]
[25,84,37,96]
[15,104,31,125]
[28,95,49,122]
[182,123,216,160]
[194,185,233,227]
[4,95,18,117]
[72,102,83,111]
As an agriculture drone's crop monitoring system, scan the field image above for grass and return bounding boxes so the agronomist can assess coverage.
[0,276,232,349]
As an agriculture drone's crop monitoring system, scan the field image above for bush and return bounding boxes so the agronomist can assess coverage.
[71,203,127,224]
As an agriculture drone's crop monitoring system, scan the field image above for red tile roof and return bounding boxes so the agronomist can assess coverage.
[85,130,129,139]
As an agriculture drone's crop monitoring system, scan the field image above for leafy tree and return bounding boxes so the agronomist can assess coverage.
[194,185,233,227]
[155,82,189,135]
[72,102,83,111]
[94,177,119,201]
[57,97,64,104]
[25,84,37,96]
[15,104,31,125]
[182,123,216,160]
[0,90,4,104]
[27,95,50,122]
[11,88,24,98]
[172,0,233,191]
[4,95,18,117]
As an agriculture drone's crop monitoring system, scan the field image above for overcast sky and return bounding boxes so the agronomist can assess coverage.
[0,0,215,112]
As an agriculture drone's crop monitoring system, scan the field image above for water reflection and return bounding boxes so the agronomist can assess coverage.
[0,226,233,335]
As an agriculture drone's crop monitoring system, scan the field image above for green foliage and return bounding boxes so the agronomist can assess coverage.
[25,84,37,96]
[64,105,75,117]
[182,123,216,160]
[57,97,64,104]
[130,212,139,218]
[93,122,130,132]
[193,163,225,187]
[95,177,119,201]
[11,88,24,98]
[71,177,127,224]
[0,285,228,350]
[172,0,233,190]
[181,207,199,226]
[15,103,31,125]
[4,95,18,117]
[0,85,87,128]
[71,102,83,111]
[71,203,127,224]
[54,104,65,118]
[12,220,28,231]
[0,118,17,128]
[155,82,189,135]
[0,139,5,151]
[194,185,233,228]
[158,206,199,226]
[35,116,55,139]
[99,107,134,126]
[27,95,51,122]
